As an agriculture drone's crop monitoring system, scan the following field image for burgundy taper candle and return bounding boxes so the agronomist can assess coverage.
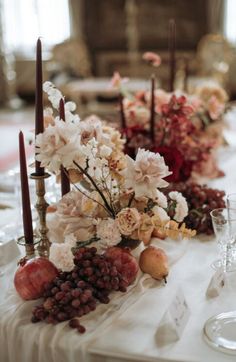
[59,98,70,196]
[150,75,155,142]
[35,38,44,175]
[183,57,189,92]
[119,93,126,129]
[19,131,34,244]
[168,19,176,92]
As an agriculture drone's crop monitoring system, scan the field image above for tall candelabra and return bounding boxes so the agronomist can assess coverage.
[30,172,51,258]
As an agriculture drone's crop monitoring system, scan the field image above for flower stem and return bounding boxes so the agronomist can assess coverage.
[73,160,115,218]
[128,192,135,207]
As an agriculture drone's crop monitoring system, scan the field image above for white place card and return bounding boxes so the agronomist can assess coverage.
[156,288,190,345]
[206,269,225,299]
[168,287,190,338]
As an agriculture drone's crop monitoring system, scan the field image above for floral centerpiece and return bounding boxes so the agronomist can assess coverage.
[111,56,228,184]
[33,82,196,273]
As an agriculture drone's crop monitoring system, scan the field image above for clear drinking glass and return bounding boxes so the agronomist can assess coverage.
[210,208,236,272]
[226,193,236,263]
[0,241,4,277]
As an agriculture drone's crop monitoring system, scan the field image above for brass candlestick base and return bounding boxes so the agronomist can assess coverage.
[30,172,51,258]
[17,236,40,259]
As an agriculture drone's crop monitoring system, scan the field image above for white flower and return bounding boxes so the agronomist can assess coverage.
[35,119,85,173]
[169,191,188,222]
[55,190,97,239]
[152,206,170,222]
[50,240,75,272]
[43,81,53,93]
[153,189,168,208]
[99,145,112,158]
[121,148,171,198]
[43,81,80,124]
[96,218,121,249]
[43,81,63,109]
[65,101,76,112]
[78,116,104,145]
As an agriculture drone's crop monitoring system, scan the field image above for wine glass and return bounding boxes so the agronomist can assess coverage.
[226,193,236,263]
[0,241,4,277]
[210,208,236,272]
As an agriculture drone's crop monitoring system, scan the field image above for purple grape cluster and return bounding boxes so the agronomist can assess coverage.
[31,247,128,333]
[166,182,225,234]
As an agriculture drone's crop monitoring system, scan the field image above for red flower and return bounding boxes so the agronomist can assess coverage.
[152,145,192,182]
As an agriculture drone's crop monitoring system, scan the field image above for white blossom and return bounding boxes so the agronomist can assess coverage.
[169,191,188,222]
[50,234,77,272]
[121,148,171,198]
[35,119,85,173]
[152,205,170,222]
[96,218,121,249]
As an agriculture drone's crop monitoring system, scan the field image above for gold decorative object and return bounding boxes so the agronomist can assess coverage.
[30,172,51,258]
[196,34,233,86]
[17,236,40,259]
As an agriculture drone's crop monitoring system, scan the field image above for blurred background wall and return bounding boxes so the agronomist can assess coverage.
[0,0,235,107]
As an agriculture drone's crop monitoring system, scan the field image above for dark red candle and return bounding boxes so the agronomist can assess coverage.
[183,57,189,92]
[59,98,70,196]
[150,75,156,142]
[35,38,44,175]
[19,131,34,244]
[168,19,176,92]
[119,93,126,129]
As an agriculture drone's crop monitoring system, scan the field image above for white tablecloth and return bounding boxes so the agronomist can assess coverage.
[1,116,236,362]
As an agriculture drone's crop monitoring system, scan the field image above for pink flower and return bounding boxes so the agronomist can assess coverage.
[208,96,224,120]
[116,208,141,236]
[188,96,203,112]
[143,52,161,67]
[109,71,129,89]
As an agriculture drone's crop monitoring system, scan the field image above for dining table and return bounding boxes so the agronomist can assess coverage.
[1,110,236,362]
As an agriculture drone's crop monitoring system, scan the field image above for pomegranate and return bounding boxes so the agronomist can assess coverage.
[14,257,59,300]
[104,247,139,285]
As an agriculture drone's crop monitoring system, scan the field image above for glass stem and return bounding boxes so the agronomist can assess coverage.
[223,243,231,272]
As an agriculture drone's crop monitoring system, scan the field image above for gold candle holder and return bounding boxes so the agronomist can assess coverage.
[17,236,40,259]
[30,172,51,258]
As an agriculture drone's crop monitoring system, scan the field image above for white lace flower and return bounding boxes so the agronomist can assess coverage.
[50,242,75,272]
[169,191,188,222]
[35,119,85,173]
[99,145,112,158]
[153,189,168,208]
[121,148,171,198]
[96,218,121,249]
[152,206,170,222]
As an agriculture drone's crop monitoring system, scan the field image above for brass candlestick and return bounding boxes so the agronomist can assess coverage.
[30,172,51,258]
[17,236,40,259]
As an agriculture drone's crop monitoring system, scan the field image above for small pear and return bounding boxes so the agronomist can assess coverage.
[139,246,169,281]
